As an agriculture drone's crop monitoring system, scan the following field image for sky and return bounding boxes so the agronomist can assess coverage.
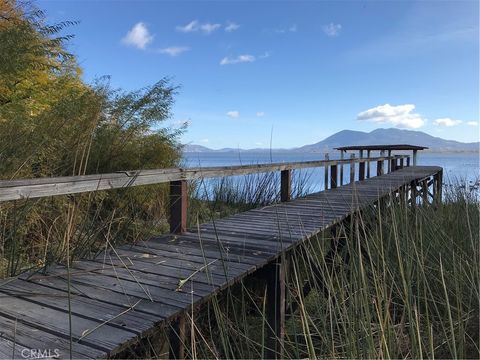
[40,0,479,149]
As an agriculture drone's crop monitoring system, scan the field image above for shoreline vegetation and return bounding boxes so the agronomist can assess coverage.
[1,1,479,359]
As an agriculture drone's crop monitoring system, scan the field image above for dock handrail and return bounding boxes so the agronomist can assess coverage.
[0,151,417,233]
[0,154,409,203]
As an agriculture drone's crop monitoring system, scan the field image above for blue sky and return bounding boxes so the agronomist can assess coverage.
[40,0,479,149]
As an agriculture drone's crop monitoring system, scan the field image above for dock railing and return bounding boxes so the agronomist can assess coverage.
[0,150,414,234]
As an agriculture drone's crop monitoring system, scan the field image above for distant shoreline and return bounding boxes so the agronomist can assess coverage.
[183,149,480,154]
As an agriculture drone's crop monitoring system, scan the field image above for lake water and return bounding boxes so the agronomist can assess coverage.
[183,151,479,193]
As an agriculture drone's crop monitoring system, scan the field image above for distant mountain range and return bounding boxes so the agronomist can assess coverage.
[184,128,479,153]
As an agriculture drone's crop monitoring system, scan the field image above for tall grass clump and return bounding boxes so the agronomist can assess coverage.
[170,183,479,359]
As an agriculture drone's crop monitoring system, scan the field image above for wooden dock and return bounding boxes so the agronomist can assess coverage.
[0,146,443,359]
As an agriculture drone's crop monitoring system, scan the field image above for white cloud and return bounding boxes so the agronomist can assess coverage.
[255,142,264,146]
[322,23,342,37]
[226,111,240,118]
[467,121,478,126]
[275,24,297,34]
[158,46,190,57]
[220,54,255,65]
[200,23,221,34]
[176,20,221,34]
[433,118,463,127]
[225,22,240,32]
[256,112,265,117]
[176,20,199,33]
[122,22,154,49]
[357,104,426,129]
[199,138,209,143]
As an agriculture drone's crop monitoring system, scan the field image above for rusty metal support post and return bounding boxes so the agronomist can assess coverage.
[324,154,329,190]
[280,169,291,202]
[170,180,188,234]
[264,256,286,359]
[169,315,186,359]
[350,154,355,183]
[399,158,404,169]
[330,164,338,189]
[407,156,411,167]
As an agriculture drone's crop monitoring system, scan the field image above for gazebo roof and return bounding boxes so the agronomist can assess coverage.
[335,144,428,151]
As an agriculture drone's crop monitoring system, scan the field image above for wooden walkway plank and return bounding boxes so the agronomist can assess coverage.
[90,255,245,288]
[121,244,253,273]
[0,280,155,334]
[145,236,274,264]
[23,266,199,308]
[97,247,250,278]
[68,262,216,297]
[0,314,106,359]
[19,276,182,318]
[0,295,136,353]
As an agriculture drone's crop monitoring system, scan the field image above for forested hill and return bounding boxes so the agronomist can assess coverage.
[297,128,479,152]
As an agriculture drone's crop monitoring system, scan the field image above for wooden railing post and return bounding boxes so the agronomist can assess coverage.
[280,169,291,202]
[366,150,371,178]
[377,159,384,176]
[264,257,286,359]
[340,151,344,186]
[386,150,392,173]
[170,180,188,234]
[330,164,338,189]
[324,154,329,190]
[349,154,355,183]
[390,158,397,172]
[436,169,443,203]
[359,160,365,181]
